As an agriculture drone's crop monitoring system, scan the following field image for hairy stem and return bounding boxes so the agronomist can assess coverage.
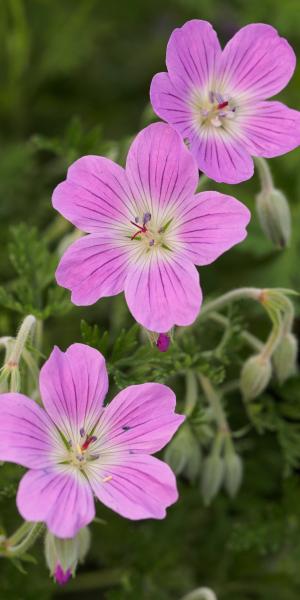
[199,288,261,318]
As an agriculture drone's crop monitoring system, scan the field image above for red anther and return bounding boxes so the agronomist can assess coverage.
[81,436,96,451]
[217,101,229,110]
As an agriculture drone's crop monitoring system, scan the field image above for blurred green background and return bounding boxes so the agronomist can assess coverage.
[0,1,300,599]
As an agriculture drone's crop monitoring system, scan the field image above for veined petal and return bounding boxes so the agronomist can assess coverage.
[177,191,251,265]
[94,383,184,455]
[125,123,198,218]
[150,72,194,138]
[56,234,131,305]
[124,253,202,332]
[217,24,296,101]
[237,101,300,158]
[87,454,178,520]
[0,393,61,469]
[17,466,95,538]
[40,344,108,442]
[190,128,254,184]
[166,19,221,94]
[53,156,134,233]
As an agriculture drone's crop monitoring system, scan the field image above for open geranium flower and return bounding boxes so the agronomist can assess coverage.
[150,21,300,184]
[0,344,184,538]
[53,122,250,332]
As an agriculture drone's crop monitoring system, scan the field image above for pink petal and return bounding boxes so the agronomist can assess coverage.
[17,467,95,538]
[94,382,184,454]
[52,156,134,234]
[150,72,193,139]
[125,122,198,214]
[190,129,254,184]
[238,101,300,158]
[166,20,221,94]
[124,254,202,332]
[88,454,178,520]
[40,344,108,441]
[0,393,60,469]
[218,24,296,101]
[56,234,131,305]
[178,191,251,265]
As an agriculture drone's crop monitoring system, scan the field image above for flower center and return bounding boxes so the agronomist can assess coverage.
[129,213,172,251]
[68,428,99,468]
[193,90,236,129]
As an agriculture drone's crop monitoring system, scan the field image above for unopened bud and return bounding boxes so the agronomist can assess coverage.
[156,333,170,352]
[256,188,291,249]
[45,527,90,585]
[273,332,298,384]
[224,449,243,498]
[201,454,224,506]
[181,587,218,600]
[0,362,21,393]
[240,354,272,401]
[164,424,201,483]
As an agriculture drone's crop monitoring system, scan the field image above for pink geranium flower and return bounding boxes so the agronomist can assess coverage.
[0,343,184,538]
[53,123,250,332]
[150,21,300,184]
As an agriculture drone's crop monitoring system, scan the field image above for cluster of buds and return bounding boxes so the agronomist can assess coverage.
[240,289,298,401]
[164,423,202,483]
[44,527,91,585]
[201,433,243,506]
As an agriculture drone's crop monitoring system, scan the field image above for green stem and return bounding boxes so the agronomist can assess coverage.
[255,157,273,195]
[6,523,44,557]
[8,315,36,366]
[199,288,262,318]
[184,370,198,416]
[208,312,263,352]
[198,374,229,433]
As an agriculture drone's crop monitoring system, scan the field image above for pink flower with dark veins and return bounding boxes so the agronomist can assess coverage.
[53,123,250,332]
[150,21,300,184]
[0,344,185,538]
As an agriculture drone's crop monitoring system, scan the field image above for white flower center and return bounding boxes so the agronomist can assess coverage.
[191,90,236,129]
[129,212,173,252]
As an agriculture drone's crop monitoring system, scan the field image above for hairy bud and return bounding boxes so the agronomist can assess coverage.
[224,450,243,498]
[164,424,201,483]
[256,188,291,249]
[45,527,90,585]
[273,332,298,384]
[201,454,224,506]
[181,587,218,600]
[240,354,272,401]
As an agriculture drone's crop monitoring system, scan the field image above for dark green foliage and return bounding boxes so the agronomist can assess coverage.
[0,224,71,319]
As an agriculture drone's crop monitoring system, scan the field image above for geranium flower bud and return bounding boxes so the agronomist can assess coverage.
[273,332,298,384]
[240,354,272,401]
[156,333,170,352]
[201,454,224,506]
[181,587,217,600]
[164,424,201,483]
[224,450,243,498]
[256,188,291,249]
[45,527,91,585]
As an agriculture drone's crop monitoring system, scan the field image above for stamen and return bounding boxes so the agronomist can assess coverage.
[149,239,155,247]
[143,212,151,225]
[217,101,229,110]
[80,428,85,437]
[81,435,97,451]
[102,475,113,483]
